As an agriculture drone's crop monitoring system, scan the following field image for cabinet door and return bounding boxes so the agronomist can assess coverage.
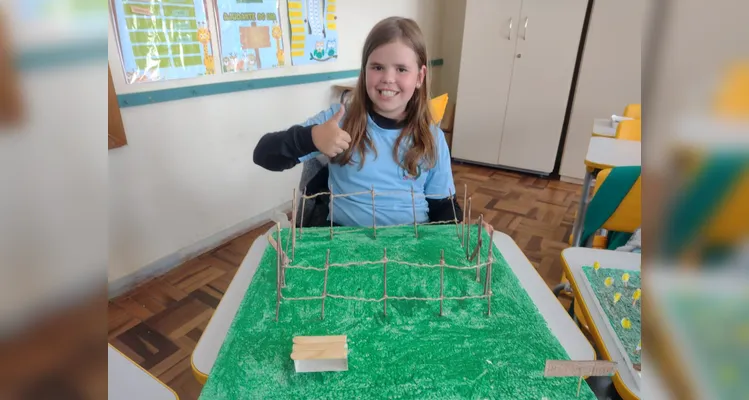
[451,0,522,165]
[497,0,587,173]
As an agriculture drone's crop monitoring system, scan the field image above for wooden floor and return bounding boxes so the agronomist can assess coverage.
[108,162,582,399]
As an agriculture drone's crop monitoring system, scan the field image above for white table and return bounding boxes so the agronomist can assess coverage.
[561,248,641,400]
[647,268,748,400]
[592,118,617,138]
[192,229,596,384]
[570,137,642,247]
[108,344,179,400]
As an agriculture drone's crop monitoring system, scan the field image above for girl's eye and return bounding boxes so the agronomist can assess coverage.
[371,65,383,71]
[398,68,407,73]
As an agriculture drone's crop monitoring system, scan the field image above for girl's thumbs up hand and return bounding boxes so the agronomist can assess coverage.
[311,105,351,158]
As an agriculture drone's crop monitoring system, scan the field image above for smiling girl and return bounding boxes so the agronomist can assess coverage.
[253,16,462,227]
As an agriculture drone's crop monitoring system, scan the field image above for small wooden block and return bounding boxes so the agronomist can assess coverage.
[290,348,347,361]
[291,336,348,373]
[293,335,347,344]
[292,343,341,351]
[544,360,616,377]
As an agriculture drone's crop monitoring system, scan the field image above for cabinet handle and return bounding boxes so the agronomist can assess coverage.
[523,17,528,40]
[508,18,513,40]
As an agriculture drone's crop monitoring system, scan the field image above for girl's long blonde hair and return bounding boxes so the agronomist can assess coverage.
[337,17,435,177]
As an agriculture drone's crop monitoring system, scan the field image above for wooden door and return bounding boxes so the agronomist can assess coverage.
[109,65,127,149]
[497,0,587,173]
[451,0,522,165]
[0,10,21,124]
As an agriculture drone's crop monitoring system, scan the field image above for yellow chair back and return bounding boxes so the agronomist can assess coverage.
[703,167,749,244]
[623,103,641,119]
[615,119,641,142]
[429,93,449,125]
[592,168,642,234]
[714,61,749,119]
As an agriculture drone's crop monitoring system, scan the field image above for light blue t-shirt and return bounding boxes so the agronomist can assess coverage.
[299,103,456,227]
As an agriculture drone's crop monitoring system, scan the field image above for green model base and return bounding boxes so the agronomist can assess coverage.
[199,224,596,399]
[582,266,641,364]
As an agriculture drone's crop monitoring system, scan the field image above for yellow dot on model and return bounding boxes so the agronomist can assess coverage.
[632,288,642,306]
[613,292,622,303]
[621,318,632,329]
[604,277,614,287]
[593,261,600,272]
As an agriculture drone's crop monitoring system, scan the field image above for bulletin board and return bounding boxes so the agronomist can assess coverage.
[109,0,216,83]
[213,0,286,73]
[286,0,339,66]
[108,1,445,106]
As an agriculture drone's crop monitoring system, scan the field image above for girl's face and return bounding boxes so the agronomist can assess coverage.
[365,40,426,120]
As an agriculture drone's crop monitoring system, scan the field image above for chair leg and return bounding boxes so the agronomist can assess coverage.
[568,297,579,325]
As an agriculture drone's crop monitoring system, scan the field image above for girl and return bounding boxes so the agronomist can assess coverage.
[254,16,462,228]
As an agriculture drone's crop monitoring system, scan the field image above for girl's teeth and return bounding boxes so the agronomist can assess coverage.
[380,90,397,97]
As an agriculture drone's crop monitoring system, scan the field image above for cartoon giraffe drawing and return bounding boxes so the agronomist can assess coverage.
[197,23,215,75]
[272,24,284,66]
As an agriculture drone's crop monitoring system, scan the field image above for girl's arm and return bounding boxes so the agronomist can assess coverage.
[427,197,463,223]
[253,104,346,171]
[253,125,317,171]
[424,127,463,223]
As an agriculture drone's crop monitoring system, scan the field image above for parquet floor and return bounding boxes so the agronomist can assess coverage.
[107,162,582,399]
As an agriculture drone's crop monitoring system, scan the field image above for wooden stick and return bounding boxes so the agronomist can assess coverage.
[300,186,306,236]
[291,188,297,260]
[321,249,330,320]
[476,214,483,282]
[466,197,472,259]
[487,230,494,316]
[371,185,376,239]
[267,234,289,264]
[487,263,493,316]
[577,375,583,397]
[383,248,388,317]
[440,249,445,316]
[485,230,495,295]
[462,184,467,246]
[329,185,334,240]
[278,223,286,287]
[411,185,418,239]
[449,188,459,241]
[275,223,281,322]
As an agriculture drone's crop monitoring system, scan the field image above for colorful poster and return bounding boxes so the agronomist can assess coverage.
[110,0,216,84]
[213,0,285,73]
[287,0,339,65]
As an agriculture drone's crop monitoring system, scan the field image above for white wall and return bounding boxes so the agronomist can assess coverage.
[108,0,447,292]
[558,0,645,180]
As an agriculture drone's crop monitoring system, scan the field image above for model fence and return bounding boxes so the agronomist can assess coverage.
[270,183,495,321]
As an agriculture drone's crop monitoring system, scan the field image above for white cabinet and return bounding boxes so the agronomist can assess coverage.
[452,0,588,174]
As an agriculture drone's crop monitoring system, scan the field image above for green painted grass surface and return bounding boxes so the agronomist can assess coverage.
[667,293,749,399]
[199,225,596,399]
[581,266,641,364]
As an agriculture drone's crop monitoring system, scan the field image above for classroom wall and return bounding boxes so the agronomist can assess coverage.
[108,0,448,294]
[558,0,645,180]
